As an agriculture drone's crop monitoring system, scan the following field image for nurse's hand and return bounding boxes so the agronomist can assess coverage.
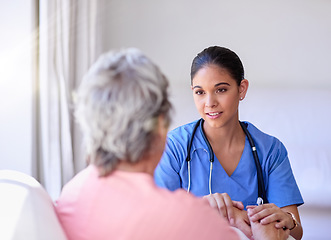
[202,193,244,221]
[249,212,290,240]
[247,204,294,230]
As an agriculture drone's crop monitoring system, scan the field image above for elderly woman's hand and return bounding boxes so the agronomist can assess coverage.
[203,193,244,219]
[203,193,253,238]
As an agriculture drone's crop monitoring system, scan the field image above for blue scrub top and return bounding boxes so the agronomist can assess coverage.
[154,120,304,208]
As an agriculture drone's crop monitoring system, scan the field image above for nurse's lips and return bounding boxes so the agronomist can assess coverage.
[206,112,222,118]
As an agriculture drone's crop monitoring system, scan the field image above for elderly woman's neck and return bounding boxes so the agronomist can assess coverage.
[115,157,157,176]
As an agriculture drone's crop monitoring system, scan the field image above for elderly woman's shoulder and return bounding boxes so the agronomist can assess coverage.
[155,186,218,216]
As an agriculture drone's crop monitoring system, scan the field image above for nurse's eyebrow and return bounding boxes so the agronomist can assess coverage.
[192,82,230,89]
[215,82,230,87]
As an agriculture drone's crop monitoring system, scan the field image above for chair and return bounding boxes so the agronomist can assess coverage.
[0,170,67,240]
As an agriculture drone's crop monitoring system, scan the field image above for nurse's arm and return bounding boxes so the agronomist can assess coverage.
[280,205,302,240]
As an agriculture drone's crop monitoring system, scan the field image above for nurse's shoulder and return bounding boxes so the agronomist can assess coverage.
[244,121,284,145]
[167,119,200,144]
[244,121,288,162]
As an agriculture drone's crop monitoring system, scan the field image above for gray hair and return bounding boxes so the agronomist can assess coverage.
[75,48,172,176]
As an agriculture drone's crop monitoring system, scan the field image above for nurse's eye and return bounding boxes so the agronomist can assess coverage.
[216,88,227,93]
[195,90,204,95]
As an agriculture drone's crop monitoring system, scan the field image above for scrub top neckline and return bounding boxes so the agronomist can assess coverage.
[198,122,250,178]
[211,137,249,178]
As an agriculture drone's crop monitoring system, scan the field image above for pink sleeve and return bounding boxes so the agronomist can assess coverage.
[172,191,241,240]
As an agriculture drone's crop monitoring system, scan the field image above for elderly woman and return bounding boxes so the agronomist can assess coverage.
[55,48,240,240]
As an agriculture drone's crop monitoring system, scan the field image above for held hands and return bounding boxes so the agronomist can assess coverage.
[203,193,252,238]
[203,194,293,240]
[247,203,295,230]
[203,193,244,219]
[249,216,290,240]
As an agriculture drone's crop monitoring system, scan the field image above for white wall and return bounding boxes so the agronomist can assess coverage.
[1,0,330,182]
[0,0,33,175]
[101,0,331,129]
[2,0,330,174]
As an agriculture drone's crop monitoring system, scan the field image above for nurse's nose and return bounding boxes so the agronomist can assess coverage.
[205,94,217,108]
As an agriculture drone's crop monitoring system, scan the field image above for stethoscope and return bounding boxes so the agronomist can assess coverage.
[185,118,268,205]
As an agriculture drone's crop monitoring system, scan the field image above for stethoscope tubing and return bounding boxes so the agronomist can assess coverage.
[186,118,268,204]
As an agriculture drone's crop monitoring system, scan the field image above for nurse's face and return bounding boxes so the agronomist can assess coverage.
[191,64,247,129]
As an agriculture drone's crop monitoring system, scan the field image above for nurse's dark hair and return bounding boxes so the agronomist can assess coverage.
[190,46,245,86]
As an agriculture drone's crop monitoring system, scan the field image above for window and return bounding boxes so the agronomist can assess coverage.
[0,0,33,175]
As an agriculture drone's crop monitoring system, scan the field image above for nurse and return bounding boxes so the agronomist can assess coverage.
[154,46,303,240]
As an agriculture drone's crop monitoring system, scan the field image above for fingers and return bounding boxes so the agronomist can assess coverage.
[274,212,294,230]
[247,203,292,230]
[203,193,235,221]
[237,221,253,239]
[274,220,288,230]
[231,206,253,239]
[247,206,273,223]
[221,193,234,221]
[203,194,219,211]
[247,203,276,222]
[233,200,245,210]
[249,218,289,240]
[203,193,228,219]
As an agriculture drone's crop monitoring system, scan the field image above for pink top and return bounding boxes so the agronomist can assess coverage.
[56,165,239,240]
